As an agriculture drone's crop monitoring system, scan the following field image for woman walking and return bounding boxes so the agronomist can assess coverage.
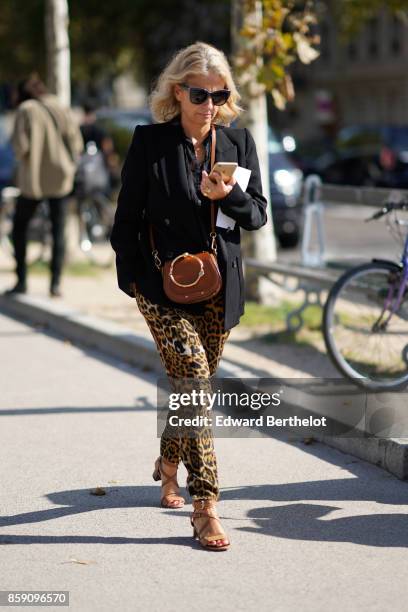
[110,42,267,551]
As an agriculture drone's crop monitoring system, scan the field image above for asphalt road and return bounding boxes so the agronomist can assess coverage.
[1,311,408,612]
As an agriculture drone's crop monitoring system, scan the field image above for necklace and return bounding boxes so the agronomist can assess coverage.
[193,139,207,162]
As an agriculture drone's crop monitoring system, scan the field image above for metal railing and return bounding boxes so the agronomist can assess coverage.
[245,176,408,330]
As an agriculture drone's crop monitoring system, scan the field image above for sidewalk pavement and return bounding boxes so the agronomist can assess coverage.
[1,253,408,480]
[2,310,408,612]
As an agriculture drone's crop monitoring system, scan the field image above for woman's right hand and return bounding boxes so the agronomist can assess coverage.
[201,170,236,200]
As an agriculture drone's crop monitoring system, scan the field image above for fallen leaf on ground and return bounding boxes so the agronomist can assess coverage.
[90,486,106,496]
[61,558,95,565]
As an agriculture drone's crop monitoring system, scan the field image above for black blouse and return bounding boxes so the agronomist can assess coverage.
[182,129,212,199]
[174,116,214,232]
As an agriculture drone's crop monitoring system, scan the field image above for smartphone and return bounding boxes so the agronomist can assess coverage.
[210,162,238,182]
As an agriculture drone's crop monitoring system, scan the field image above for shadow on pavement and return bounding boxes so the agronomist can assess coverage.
[235,501,408,548]
[0,534,195,547]
[1,468,408,548]
[0,486,161,525]
[0,400,156,416]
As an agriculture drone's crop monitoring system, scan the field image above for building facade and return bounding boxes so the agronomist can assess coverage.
[273,7,408,141]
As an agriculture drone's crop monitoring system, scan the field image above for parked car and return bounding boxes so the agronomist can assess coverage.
[292,125,408,188]
[268,126,303,248]
[95,108,152,163]
[288,136,334,178]
[331,125,408,188]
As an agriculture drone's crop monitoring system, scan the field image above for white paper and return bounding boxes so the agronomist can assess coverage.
[216,166,252,230]
[234,166,252,191]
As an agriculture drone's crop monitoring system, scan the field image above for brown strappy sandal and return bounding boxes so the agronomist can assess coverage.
[190,499,230,551]
[152,456,185,508]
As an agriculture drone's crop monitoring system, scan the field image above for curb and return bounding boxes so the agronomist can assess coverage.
[1,293,408,481]
[0,294,162,373]
[317,435,408,481]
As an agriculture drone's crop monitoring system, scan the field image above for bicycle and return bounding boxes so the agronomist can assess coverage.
[0,186,114,270]
[0,187,50,265]
[323,200,408,391]
[0,187,16,257]
[74,140,115,268]
[76,189,115,267]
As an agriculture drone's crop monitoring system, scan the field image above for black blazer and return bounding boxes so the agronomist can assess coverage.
[110,116,268,331]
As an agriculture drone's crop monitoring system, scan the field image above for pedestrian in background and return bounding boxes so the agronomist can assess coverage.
[4,74,83,297]
[110,42,267,551]
[78,99,120,197]
[80,99,108,150]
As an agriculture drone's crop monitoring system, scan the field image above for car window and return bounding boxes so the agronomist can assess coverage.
[96,111,152,132]
[336,127,382,150]
[386,127,408,151]
[268,126,284,154]
[112,114,151,130]
[95,111,152,162]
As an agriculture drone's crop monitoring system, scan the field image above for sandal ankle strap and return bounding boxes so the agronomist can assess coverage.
[193,499,217,510]
[191,509,218,520]
[159,458,179,488]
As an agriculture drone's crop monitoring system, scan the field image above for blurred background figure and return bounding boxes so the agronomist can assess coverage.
[78,99,120,197]
[4,73,83,297]
[72,100,121,257]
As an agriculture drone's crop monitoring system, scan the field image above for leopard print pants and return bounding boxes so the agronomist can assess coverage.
[135,290,230,500]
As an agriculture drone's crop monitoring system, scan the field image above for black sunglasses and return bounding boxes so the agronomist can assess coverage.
[180,83,231,106]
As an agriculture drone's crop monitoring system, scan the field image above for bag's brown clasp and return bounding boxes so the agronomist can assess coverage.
[169,253,205,287]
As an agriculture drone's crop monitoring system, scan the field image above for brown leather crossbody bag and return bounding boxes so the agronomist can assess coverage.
[149,125,222,304]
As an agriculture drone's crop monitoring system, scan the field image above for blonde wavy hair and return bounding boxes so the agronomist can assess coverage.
[149,42,243,125]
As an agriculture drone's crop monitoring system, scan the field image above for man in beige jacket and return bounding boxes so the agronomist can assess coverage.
[4,74,83,296]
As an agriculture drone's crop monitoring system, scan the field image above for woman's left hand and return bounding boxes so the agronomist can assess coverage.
[200,170,237,200]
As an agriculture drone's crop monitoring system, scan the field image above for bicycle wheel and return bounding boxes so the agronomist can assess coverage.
[78,194,114,268]
[0,200,14,258]
[323,261,408,390]
[0,193,49,265]
[26,202,51,265]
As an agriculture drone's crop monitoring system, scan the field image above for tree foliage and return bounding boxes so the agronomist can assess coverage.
[0,0,46,80]
[335,0,408,35]
[233,0,408,109]
[125,0,231,86]
[1,0,408,106]
[0,0,230,87]
[233,0,320,110]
